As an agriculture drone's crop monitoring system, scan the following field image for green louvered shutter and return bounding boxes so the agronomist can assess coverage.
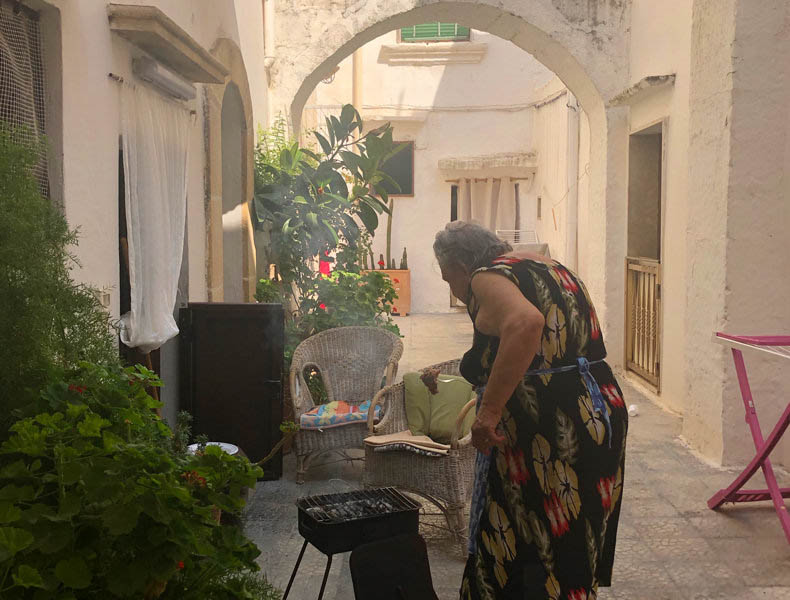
[400,22,471,42]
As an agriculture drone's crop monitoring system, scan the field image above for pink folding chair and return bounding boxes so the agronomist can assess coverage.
[708,333,790,544]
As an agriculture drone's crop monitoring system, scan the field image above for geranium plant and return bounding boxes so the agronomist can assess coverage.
[0,362,263,599]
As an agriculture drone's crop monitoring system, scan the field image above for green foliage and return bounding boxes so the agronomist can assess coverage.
[255,278,282,303]
[0,127,117,434]
[202,570,282,600]
[285,270,400,364]
[252,105,405,300]
[0,362,264,599]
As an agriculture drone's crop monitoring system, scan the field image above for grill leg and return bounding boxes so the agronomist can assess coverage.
[282,539,308,600]
[317,553,333,600]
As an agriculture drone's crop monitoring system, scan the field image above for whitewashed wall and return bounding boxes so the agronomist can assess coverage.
[38,0,267,423]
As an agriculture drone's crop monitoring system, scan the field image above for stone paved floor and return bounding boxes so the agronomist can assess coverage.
[244,314,790,600]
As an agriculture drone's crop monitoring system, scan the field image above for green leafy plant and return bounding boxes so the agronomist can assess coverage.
[0,362,263,599]
[252,105,405,303]
[0,127,116,435]
[286,270,399,356]
[255,278,281,304]
[202,570,282,600]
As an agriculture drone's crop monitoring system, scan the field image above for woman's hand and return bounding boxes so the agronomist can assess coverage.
[471,406,506,455]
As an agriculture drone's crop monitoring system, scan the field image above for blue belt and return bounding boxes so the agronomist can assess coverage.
[467,356,611,556]
[527,356,612,449]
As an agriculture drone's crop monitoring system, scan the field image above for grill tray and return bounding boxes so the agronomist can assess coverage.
[297,487,420,555]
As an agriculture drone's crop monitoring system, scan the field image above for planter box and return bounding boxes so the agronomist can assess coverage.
[364,269,411,316]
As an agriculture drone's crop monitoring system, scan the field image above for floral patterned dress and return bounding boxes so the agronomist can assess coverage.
[460,257,628,600]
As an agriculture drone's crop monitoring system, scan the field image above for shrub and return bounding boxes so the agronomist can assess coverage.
[252,105,404,300]
[0,127,116,435]
[0,362,264,599]
[255,278,282,304]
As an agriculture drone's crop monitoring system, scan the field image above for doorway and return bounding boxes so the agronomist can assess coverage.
[221,84,245,303]
[625,121,664,390]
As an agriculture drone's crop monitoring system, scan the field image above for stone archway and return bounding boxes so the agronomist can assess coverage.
[270,0,630,363]
[205,37,257,302]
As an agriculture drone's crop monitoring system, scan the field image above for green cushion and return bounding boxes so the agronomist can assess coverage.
[403,372,476,444]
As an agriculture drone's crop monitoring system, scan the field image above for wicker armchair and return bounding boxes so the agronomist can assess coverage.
[363,359,477,541]
[290,326,404,484]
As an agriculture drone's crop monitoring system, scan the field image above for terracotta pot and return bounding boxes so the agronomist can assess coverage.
[363,269,411,315]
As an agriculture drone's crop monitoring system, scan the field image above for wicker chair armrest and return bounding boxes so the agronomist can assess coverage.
[385,359,399,386]
[450,398,477,450]
[289,362,318,419]
[368,381,407,435]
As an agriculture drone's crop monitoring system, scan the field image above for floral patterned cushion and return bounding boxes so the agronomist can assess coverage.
[299,400,381,430]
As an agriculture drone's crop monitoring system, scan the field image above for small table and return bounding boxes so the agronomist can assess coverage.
[708,333,790,544]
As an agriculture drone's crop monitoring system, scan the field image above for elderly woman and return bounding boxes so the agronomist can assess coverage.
[434,221,627,600]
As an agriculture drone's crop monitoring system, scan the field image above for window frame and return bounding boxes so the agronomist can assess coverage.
[398,22,471,44]
[379,140,415,198]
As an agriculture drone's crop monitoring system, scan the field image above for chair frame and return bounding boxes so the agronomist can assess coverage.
[290,326,403,484]
[363,359,477,542]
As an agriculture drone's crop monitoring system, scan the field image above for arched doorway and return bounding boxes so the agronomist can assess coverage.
[221,83,245,303]
[270,0,630,364]
[205,38,257,303]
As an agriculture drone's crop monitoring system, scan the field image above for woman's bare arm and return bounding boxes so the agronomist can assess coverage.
[470,271,545,452]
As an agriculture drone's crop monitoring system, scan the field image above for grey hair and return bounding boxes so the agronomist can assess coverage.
[433,221,512,272]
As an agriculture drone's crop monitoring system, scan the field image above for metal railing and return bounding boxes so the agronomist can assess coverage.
[496,229,539,244]
[625,257,661,389]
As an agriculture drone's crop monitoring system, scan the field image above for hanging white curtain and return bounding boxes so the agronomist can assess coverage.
[456,177,516,232]
[119,84,190,353]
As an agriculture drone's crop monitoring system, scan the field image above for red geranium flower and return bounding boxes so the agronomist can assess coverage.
[319,303,327,310]
[178,561,185,570]
[393,278,399,284]
[377,260,385,267]
[392,306,398,313]
[68,384,86,394]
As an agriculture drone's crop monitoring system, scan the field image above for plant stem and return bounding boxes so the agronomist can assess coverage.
[385,197,394,267]
[254,431,297,467]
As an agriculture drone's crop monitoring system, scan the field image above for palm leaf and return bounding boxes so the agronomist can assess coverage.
[555,408,580,464]
[475,551,497,600]
[530,271,554,314]
[585,518,600,577]
[516,381,540,423]
[504,481,532,545]
[528,511,554,573]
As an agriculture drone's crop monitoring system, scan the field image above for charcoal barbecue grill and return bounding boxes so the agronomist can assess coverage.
[283,487,421,600]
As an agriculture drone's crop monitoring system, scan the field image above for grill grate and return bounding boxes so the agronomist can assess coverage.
[297,487,419,524]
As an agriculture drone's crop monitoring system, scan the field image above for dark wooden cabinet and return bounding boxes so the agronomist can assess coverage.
[179,303,284,479]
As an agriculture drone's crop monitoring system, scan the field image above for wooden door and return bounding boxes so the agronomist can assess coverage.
[179,303,284,478]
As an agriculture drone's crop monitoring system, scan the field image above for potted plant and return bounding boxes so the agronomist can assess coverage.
[370,247,410,316]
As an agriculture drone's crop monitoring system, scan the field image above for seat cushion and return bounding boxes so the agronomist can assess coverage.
[300,400,382,430]
[403,372,476,444]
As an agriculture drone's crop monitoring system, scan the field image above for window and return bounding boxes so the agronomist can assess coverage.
[537,196,542,220]
[379,141,414,197]
[0,1,49,195]
[400,23,470,43]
